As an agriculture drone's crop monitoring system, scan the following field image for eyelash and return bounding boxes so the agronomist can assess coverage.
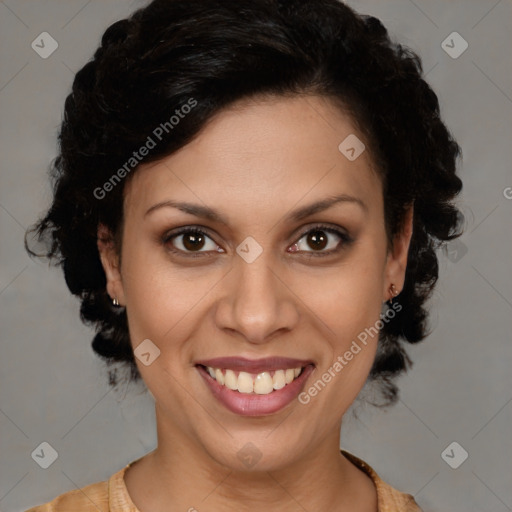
[161,224,353,259]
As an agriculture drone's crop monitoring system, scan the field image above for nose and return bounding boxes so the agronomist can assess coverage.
[214,250,300,345]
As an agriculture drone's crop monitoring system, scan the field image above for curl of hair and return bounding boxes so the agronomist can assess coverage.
[25,0,463,405]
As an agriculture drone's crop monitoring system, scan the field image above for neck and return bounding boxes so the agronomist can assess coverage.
[124,410,377,512]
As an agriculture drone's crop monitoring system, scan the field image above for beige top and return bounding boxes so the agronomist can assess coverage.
[25,450,422,511]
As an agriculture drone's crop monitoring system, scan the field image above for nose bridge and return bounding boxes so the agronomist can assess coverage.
[217,245,298,343]
[237,250,277,303]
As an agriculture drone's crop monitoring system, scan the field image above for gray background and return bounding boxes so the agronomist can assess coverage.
[0,1,511,511]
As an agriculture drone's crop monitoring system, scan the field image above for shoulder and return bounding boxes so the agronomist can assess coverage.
[341,449,423,512]
[24,478,109,512]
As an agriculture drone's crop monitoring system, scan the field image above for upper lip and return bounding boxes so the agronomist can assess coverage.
[195,356,314,373]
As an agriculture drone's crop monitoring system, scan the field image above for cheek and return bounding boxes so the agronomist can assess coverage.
[301,255,385,339]
[294,247,385,399]
[123,271,193,345]
[120,242,222,356]
[300,270,383,411]
[119,240,176,345]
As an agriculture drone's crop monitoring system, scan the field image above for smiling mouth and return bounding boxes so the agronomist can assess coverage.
[198,365,305,395]
[196,361,315,416]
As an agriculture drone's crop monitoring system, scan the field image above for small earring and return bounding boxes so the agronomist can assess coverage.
[112,297,119,306]
[388,283,399,303]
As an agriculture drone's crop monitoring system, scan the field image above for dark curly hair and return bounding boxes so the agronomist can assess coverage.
[25,0,463,406]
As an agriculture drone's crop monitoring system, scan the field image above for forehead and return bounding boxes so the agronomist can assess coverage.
[123,94,382,222]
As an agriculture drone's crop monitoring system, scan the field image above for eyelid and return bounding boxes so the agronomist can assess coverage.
[161,225,220,258]
[290,223,353,257]
[294,223,350,243]
[161,223,352,257]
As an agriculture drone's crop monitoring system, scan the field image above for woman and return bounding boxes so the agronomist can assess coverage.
[25,0,463,510]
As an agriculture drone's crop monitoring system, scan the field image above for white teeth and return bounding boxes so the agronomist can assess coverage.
[224,369,238,390]
[238,372,254,393]
[204,365,305,395]
[254,372,273,394]
[214,368,224,385]
[273,369,286,390]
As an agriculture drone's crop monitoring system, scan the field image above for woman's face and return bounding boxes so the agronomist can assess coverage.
[99,94,412,471]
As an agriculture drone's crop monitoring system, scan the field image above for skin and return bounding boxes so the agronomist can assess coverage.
[97,94,413,512]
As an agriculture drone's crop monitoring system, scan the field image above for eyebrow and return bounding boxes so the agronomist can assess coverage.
[144,194,367,225]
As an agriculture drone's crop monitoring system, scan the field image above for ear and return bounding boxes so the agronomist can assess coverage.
[383,204,414,302]
[97,223,126,306]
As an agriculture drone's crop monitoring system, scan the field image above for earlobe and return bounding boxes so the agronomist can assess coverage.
[383,204,414,302]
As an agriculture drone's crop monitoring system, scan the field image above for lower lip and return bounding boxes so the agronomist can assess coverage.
[196,364,315,416]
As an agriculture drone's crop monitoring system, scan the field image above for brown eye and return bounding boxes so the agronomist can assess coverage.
[289,225,352,256]
[181,231,206,251]
[306,230,329,251]
[163,228,220,255]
